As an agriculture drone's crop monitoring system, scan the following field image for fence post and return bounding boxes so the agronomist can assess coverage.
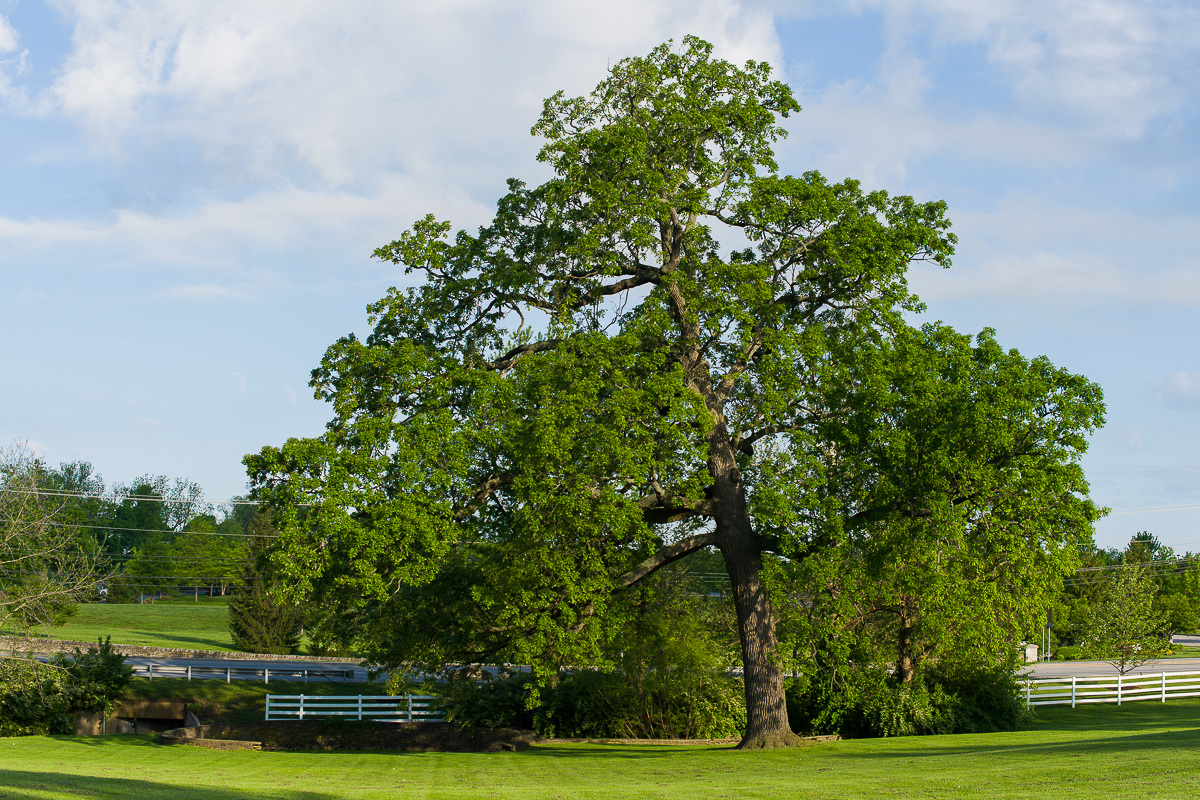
[148,664,153,681]
[299,695,305,720]
[1071,676,1076,709]
[1117,674,1122,706]
[408,694,413,722]
[226,667,231,683]
[1025,679,1030,707]
[1162,672,1167,703]
[187,666,191,681]
[265,695,271,721]
[303,669,308,685]
[264,668,269,684]
[358,696,363,721]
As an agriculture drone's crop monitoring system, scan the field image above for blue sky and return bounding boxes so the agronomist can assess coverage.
[2,0,1198,550]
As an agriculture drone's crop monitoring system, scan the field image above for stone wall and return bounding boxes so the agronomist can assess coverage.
[161,720,536,752]
[0,637,360,663]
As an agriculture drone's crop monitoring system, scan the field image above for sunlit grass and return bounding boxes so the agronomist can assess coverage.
[46,597,236,651]
[0,699,1197,799]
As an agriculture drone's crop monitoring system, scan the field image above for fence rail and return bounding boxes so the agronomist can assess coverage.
[265,694,443,722]
[136,664,356,683]
[1025,670,1200,707]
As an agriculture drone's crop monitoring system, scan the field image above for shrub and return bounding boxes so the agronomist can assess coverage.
[0,637,134,736]
[442,668,745,739]
[50,636,134,715]
[786,660,1028,738]
[0,658,71,737]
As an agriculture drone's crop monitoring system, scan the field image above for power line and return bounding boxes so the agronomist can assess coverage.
[5,488,304,507]
[47,521,275,538]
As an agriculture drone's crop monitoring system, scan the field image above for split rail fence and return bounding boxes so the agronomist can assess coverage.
[1024,669,1200,707]
[265,694,443,722]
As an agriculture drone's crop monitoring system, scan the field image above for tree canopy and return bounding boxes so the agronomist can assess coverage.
[246,37,1104,748]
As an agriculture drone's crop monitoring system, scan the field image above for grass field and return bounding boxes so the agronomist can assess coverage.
[0,698,1197,798]
[45,597,237,651]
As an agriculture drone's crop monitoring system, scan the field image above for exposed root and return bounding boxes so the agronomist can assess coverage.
[735,730,807,750]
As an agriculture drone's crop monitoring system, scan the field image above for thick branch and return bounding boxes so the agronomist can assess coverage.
[478,340,562,372]
[616,532,719,588]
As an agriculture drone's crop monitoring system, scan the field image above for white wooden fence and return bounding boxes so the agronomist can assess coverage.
[1024,670,1200,707]
[265,694,444,722]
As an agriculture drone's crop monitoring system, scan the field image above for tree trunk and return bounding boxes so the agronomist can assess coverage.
[719,524,799,749]
[707,421,800,749]
[895,601,917,684]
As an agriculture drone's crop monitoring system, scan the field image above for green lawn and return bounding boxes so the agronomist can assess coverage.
[0,699,1197,798]
[46,597,237,652]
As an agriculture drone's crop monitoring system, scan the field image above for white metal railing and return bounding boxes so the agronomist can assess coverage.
[138,664,356,683]
[265,694,443,722]
[1024,670,1200,707]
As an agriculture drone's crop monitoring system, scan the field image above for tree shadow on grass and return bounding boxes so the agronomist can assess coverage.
[833,726,1200,761]
[0,770,338,800]
[122,631,234,650]
[521,744,735,759]
[1025,699,1200,733]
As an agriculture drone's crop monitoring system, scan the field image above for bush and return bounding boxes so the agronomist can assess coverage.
[0,658,71,737]
[1054,645,1086,661]
[0,638,134,736]
[50,636,134,715]
[441,668,745,739]
[786,660,1028,738]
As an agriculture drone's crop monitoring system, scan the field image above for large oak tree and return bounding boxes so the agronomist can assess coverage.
[246,38,1100,747]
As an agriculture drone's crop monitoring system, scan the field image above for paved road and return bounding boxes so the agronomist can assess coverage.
[1025,634,1200,677]
[124,632,1200,683]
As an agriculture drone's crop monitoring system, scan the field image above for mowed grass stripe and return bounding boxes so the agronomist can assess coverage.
[0,700,1198,799]
[49,598,236,651]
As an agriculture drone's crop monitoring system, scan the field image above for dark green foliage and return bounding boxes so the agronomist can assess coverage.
[0,637,134,736]
[442,669,745,739]
[440,671,538,733]
[441,566,745,739]
[228,564,303,655]
[1054,645,1086,660]
[228,514,302,655]
[0,658,71,736]
[50,636,134,715]
[786,661,1028,739]
[1154,592,1198,635]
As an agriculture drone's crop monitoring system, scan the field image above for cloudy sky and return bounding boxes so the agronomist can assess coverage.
[2,0,1198,550]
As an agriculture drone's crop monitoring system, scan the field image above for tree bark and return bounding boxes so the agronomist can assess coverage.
[895,601,917,684]
[706,410,800,749]
[719,519,799,749]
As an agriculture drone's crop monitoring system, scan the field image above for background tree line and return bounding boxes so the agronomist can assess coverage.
[0,444,303,656]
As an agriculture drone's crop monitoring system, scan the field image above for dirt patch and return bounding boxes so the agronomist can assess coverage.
[160,720,536,752]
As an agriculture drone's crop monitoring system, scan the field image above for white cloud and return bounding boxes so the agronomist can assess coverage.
[158,284,248,301]
[0,13,27,103]
[0,175,490,272]
[1121,428,1148,451]
[906,199,1200,308]
[228,371,247,394]
[861,0,1200,138]
[37,1,780,186]
[1152,372,1200,408]
[0,14,18,53]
